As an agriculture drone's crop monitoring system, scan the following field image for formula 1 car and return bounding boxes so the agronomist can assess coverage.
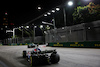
[23,46,60,66]
[27,43,36,48]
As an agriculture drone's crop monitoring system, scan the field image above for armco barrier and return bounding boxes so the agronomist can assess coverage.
[48,41,100,48]
[8,43,29,46]
[5,43,42,46]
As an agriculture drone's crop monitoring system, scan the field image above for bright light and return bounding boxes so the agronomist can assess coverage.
[38,7,41,10]
[47,12,51,15]
[68,1,73,6]
[51,10,55,13]
[34,26,37,28]
[40,25,43,28]
[56,8,60,11]
[44,14,47,16]
[26,26,29,28]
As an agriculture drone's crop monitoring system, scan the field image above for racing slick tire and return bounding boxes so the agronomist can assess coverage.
[31,56,39,66]
[23,50,26,58]
[50,53,60,64]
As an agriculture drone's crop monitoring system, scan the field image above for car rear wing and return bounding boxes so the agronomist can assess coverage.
[32,49,57,54]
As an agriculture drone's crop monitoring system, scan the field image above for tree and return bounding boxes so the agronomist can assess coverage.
[72,2,100,24]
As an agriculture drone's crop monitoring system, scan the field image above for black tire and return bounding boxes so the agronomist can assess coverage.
[23,50,26,58]
[50,53,60,64]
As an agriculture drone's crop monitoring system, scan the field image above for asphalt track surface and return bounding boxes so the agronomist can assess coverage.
[0,45,100,67]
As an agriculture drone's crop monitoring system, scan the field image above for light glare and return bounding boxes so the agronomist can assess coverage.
[51,10,55,13]
[40,25,43,28]
[34,26,37,28]
[68,1,73,6]
[26,26,29,28]
[56,8,60,11]
[47,12,51,15]
[38,7,41,10]
[44,14,47,16]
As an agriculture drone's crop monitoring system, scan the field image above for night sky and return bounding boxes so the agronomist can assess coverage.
[0,0,100,40]
[0,0,62,26]
[0,0,100,26]
[0,0,62,40]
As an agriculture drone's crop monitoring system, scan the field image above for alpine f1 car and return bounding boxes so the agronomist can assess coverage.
[22,46,60,66]
[27,43,36,48]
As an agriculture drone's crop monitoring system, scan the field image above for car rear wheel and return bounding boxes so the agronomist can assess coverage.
[31,56,39,66]
[23,50,26,58]
[50,53,60,64]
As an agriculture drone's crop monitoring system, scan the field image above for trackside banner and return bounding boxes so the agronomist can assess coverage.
[48,41,100,48]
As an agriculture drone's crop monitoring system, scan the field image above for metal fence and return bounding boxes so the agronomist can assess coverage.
[3,36,44,45]
[45,20,100,43]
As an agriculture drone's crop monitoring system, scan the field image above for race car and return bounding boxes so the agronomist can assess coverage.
[23,45,60,66]
[27,43,36,48]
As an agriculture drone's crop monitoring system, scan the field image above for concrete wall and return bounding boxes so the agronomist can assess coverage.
[85,20,100,41]
[45,20,100,43]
